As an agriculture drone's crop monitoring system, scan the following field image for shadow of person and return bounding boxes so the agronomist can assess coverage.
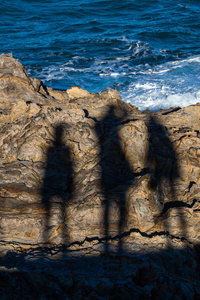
[95,105,135,253]
[146,116,187,247]
[41,124,73,251]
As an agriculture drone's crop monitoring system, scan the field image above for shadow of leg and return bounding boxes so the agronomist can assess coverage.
[43,196,51,244]
[104,193,110,253]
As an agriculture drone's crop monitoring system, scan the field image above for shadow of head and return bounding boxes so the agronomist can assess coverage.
[54,124,65,146]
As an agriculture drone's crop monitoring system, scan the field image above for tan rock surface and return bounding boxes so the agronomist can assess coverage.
[0,53,200,247]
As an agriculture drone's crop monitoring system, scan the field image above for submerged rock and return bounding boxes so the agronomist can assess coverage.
[0,53,200,298]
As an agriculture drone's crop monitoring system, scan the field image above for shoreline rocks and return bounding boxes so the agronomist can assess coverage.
[0,53,200,298]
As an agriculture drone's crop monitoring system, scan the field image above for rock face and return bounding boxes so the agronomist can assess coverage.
[0,53,200,298]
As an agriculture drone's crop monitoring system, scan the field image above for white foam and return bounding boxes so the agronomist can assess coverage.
[122,84,200,111]
[34,50,200,111]
[119,54,200,111]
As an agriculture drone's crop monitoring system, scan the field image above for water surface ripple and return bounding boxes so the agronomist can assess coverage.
[1,0,200,110]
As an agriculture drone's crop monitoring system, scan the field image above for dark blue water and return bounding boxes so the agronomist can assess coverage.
[1,0,200,110]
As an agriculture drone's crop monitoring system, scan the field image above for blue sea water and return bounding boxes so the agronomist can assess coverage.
[1,0,200,111]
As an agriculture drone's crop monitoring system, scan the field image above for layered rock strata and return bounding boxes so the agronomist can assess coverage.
[0,53,200,298]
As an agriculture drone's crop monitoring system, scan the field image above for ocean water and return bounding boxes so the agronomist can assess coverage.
[1,0,200,111]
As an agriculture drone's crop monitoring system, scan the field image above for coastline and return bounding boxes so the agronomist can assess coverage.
[0,53,200,298]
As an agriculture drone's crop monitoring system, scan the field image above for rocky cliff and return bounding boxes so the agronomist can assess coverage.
[0,53,200,299]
